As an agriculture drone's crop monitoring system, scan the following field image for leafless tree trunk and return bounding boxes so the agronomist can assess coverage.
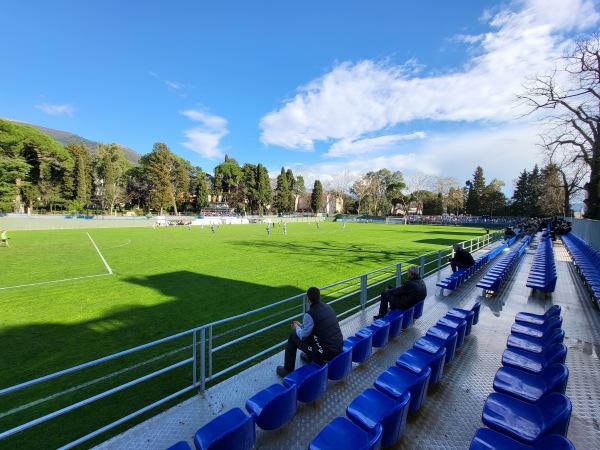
[518,33,600,219]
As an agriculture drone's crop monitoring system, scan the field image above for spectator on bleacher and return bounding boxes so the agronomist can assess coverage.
[503,226,516,242]
[373,266,427,320]
[449,244,475,273]
[276,287,343,377]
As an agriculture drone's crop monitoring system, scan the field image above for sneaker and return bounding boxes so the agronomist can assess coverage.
[276,366,291,377]
[300,353,312,364]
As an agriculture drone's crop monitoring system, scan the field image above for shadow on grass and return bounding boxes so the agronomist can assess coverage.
[0,271,306,449]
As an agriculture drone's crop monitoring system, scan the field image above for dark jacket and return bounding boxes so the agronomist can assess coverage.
[451,248,475,267]
[307,301,344,360]
[389,276,427,310]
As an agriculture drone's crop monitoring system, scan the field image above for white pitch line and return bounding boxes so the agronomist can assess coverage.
[0,273,111,291]
[87,232,113,275]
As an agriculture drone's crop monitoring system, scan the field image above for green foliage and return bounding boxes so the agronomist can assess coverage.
[311,179,323,213]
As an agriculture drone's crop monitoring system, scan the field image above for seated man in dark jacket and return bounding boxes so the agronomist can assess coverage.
[277,286,343,377]
[373,266,427,320]
[449,243,475,273]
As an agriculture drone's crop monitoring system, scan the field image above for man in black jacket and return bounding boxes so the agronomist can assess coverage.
[449,243,475,273]
[373,266,427,320]
[277,287,343,377]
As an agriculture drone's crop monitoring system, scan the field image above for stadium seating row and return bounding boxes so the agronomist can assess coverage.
[476,235,532,296]
[166,300,427,450]
[469,305,575,449]
[561,232,600,307]
[308,302,481,449]
[436,243,508,294]
[526,232,557,294]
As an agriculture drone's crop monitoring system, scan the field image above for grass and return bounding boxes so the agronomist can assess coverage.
[0,221,490,448]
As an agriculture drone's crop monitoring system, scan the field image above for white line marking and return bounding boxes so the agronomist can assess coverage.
[87,232,113,274]
[0,273,111,291]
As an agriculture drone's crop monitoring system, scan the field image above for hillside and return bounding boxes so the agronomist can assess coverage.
[3,118,141,165]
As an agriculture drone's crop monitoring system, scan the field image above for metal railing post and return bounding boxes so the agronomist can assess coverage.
[437,250,442,273]
[420,256,425,277]
[201,327,207,393]
[360,274,368,309]
[192,330,197,388]
[395,262,402,287]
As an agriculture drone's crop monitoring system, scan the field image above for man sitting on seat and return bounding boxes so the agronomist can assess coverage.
[503,226,516,242]
[373,266,427,320]
[276,287,343,377]
[449,243,475,273]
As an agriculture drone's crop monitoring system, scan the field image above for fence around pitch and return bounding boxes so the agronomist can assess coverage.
[0,233,498,449]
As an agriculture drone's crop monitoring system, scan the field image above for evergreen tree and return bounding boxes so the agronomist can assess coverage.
[511,169,530,216]
[274,167,292,213]
[256,164,272,215]
[141,143,175,215]
[311,180,323,213]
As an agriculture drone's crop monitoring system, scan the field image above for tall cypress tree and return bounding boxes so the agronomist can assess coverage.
[311,180,323,213]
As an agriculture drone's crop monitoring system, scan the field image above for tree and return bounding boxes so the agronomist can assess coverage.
[93,144,132,215]
[256,164,272,215]
[274,167,293,213]
[538,163,566,216]
[141,143,176,215]
[465,167,486,215]
[213,155,243,208]
[511,169,531,216]
[311,180,323,213]
[484,179,507,217]
[519,33,600,219]
[0,119,30,211]
[66,142,92,209]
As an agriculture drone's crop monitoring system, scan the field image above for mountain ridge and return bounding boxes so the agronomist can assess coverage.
[2,118,141,165]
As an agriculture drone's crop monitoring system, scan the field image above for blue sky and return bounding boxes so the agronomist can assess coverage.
[2,0,599,194]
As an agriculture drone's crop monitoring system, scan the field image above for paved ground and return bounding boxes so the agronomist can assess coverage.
[95,236,600,450]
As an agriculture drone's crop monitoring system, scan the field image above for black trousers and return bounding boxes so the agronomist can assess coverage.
[283,332,327,372]
[378,290,401,317]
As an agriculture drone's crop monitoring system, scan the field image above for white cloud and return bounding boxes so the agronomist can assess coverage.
[166,80,183,90]
[259,0,599,159]
[180,109,228,160]
[35,103,74,116]
[326,132,426,157]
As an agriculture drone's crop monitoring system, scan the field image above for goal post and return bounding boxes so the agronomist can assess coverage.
[385,216,406,225]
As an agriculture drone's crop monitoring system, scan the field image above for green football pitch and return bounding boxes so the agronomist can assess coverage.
[0,222,490,386]
[0,221,490,448]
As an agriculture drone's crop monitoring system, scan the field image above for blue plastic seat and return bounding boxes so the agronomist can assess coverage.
[481,392,572,444]
[193,407,256,450]
[357,320,390,348]
[245,383,297,430]
[166,441,192,450]
[515,308,562,329]
[436,316,467,349]
[401,307,415,329]
[345,334,373,363]
[346,388,410,447]
[501,343,567,374]
[309,417,383,450]
[510,315,562,339]
[283,362,329,403]
[396,347,446,385]
[425,326,458,363]
[447,302,481,335]
[492,363,568,403]
[379,310,404,338]
[506,328,564,354]
[327,346,353,381]
[469,427,575,450]
[413,300,425,320]
[374,365,431,412]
